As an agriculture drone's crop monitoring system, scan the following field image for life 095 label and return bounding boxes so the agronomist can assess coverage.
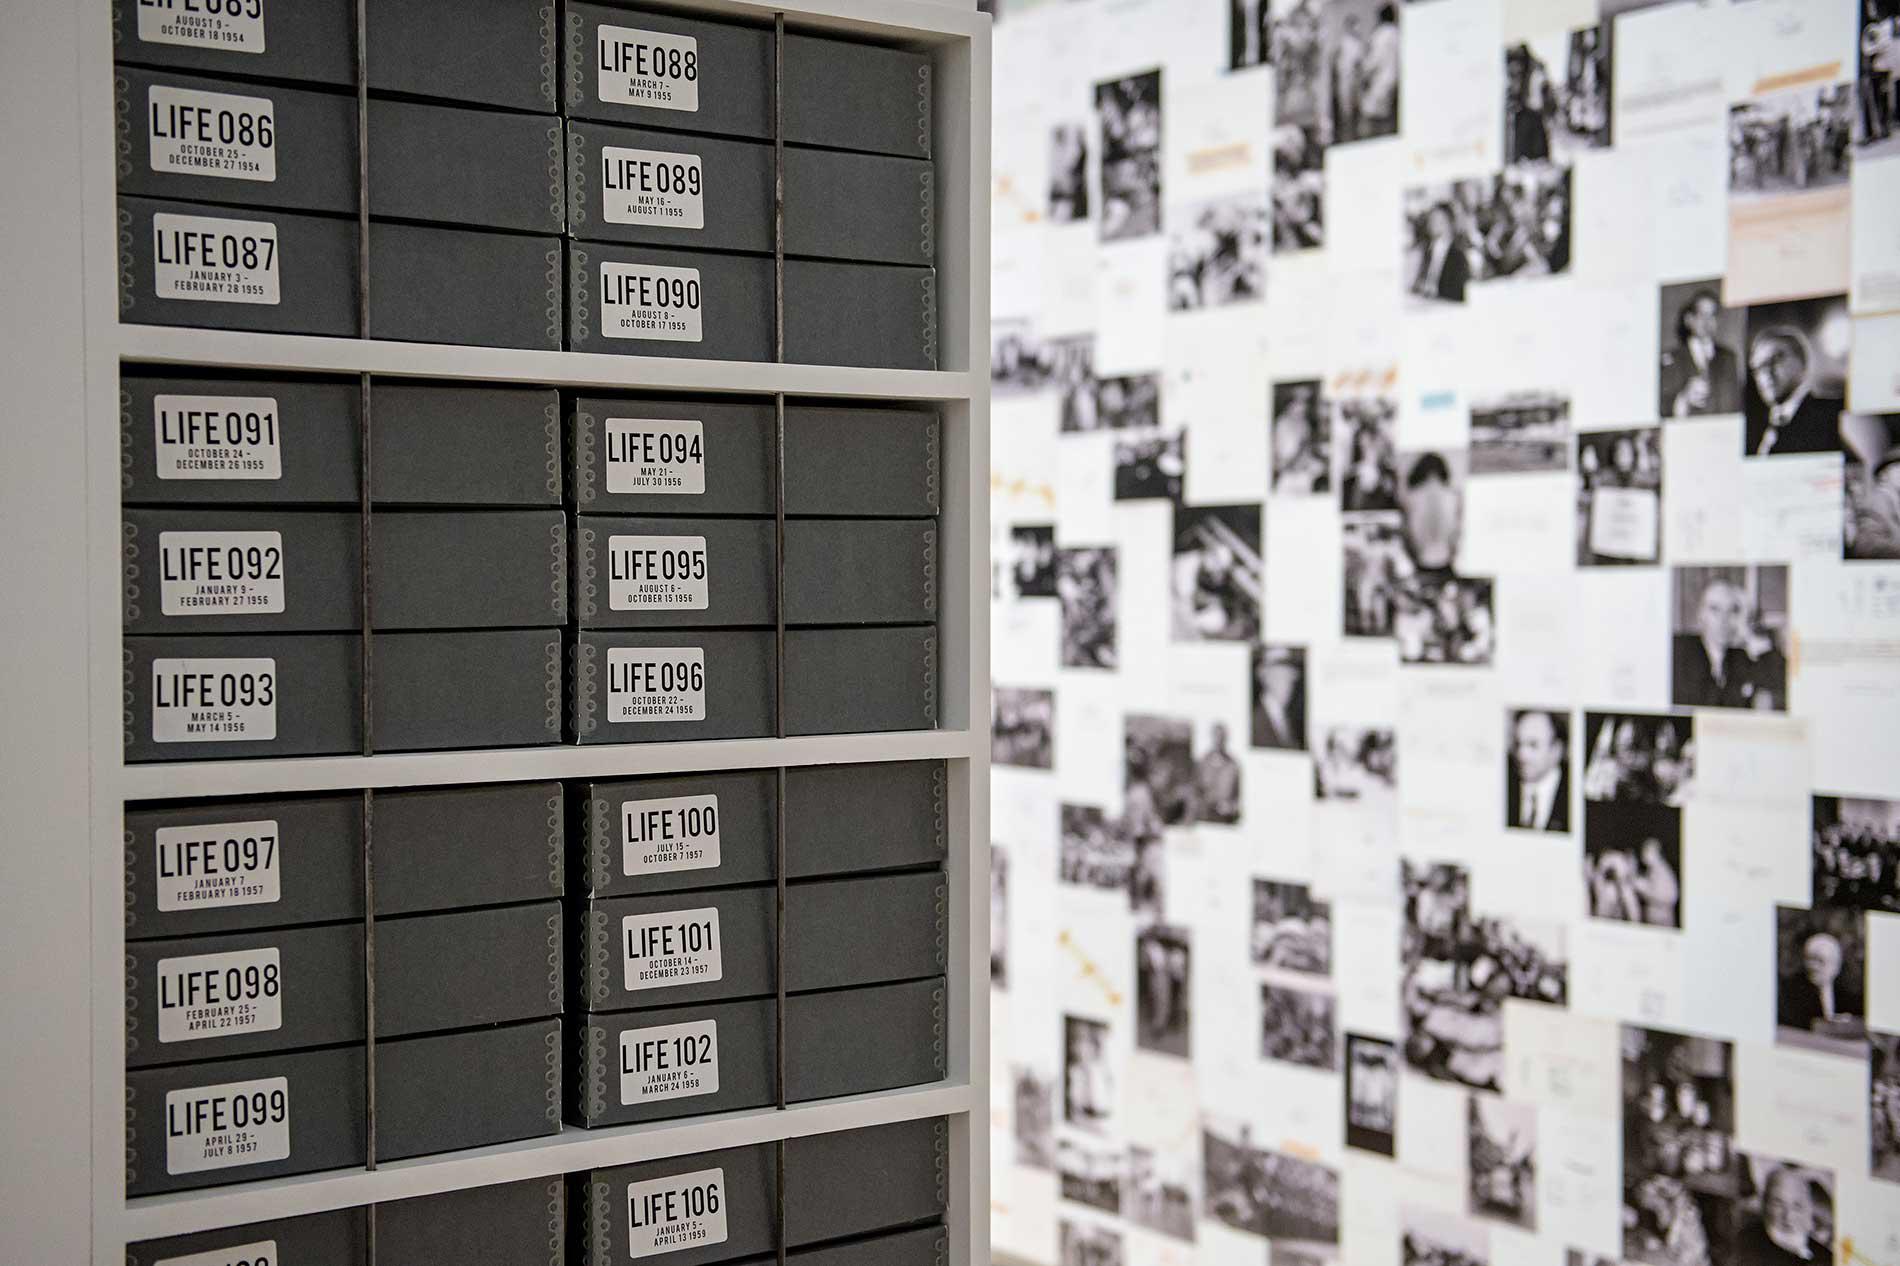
[154,1238,279,1266]
[621,907,721,992]
[155,394,282,480]
[138,0,267,54]
[606,646,705,723]
[600,261,702,342]
[601,145,705,229]
[165,1075,290,1175]
[153,212,281,305]
[158,530,286,616]
[155,819,281,912]
[151,657,277,743]
[148,84,277,182]
[608,534,708,612]
[622,793,721,876]
[597,25,700,113]
[156,946,283,1043]
[627,1167,727,1258]
[603,417,704,495]
[619,1018,719,1105]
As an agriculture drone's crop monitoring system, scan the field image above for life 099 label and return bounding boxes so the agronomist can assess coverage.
[622,907,721,992]
[153,211,281,305]
[626,1167,727,1258]
[155,819,281,912]
[608,534,709,612]
[601,145,705,229]
[158,530,286,616]
[600,261,702,342]
[154,1238,279,1266]
[151,657,278,743]
[622,793,721,876]
[155,394,283,480]
[138,0,267,54]
[596,25,700,113]
[148,84,277,182]
[165,1075,290,1175]
[156,946,284,1044]
[619,1017,720,1105]
[606,646,705,723]
[603,417,704,495]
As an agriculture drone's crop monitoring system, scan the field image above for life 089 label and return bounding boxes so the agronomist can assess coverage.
[156,946,284,1044]
[153,212,282,305]
[158,531,286,616]
[622,793,721,876]
[154,1238,279,1266]
[619,1017,720,1105]
[138,0,267,54]
[155,819,282,912]
[151,657,278,742]
[165,1075,290,1175]
[603,417,704,495]
[600,261,702,342]
[601,145,705,229]
[155,394,283,480]
[606,646,705,723]
[148,84,277,182]
[608,534,709,611]
[621,907,722,992]
[626,1167,727,1258]
[596,25,700,113]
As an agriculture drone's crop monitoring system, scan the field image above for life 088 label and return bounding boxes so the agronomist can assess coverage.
[154,1238,279,1266]
[156,946,284,1044]
[608,534,708,611]
[606,646,705,723]
[622,793,721,876]
[603,417,704,495]
[619,1017,720,1105]
[596,25,700,112]
[148,84,277,182]
[138,0,267,54]
[158,530,286,616]
[600,261,702,342]
[626,1167,727,1258]
[155,819,281,912]
[165,1075,290,1175]
[622,907,721,991]
[601,145,705,229]
[151,657,278,743]
[155,394,283,480]
[153,212,281,305]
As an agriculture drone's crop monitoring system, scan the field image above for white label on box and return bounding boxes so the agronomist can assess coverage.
[153,212,281,305]
[606,646,705,723]
[138,1,267,54]
[155,819,281,912]
[619,1018,720,1105]
[603,417,704,495]
[596,25,700,113]
[147,85,277,182]
[621,907,721,991]
[154,394,282,481]
[151,657,278,743]
[600,261,702,342]
[626,1167,728,1257]
[622,793,721,876]
[155,1239,279,1266]
[157,946,283,1044]
[608,535,709,612]
[158,531,286,616]
[601,146,705,229]
[164,1075,290,1175]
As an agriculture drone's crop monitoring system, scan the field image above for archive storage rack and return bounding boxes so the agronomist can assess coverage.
[0,0,989,1261]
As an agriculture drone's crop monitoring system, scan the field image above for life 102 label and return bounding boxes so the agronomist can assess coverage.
[153,211,281,305]
[155,819,281,912]
[154,394,282,480]
[608,534,708,612]
[156,946,283,1043]
[622,793,721,877]
[600,261,702,342]
[138,0,267,54]
[603,417,704,495]
[148,84,276,182]
[596,25,699,113]
[151,657,277,743]
[606,646,705,723]
[619,1018,719,1105]
[601,145,704,229]
[165,1075,290,1175]
[154,1238,278,1266]
[621,907,721,992]
[627,1167,727,1258]
[158,531,286,616]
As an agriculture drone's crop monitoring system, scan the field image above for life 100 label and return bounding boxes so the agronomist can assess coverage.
[619,1017,719,1105]
[154,1238,278,1266]
[622,907,721,991]
[596,25,699,113]
[600,261,702,342]
[138,0,267,54]
[155,819,280,911]
[627,1167,727,1258]
[622,793,721,876]
[157,946,283,1043]
[606,646,705,723]
[165,1075,290,1175]
[608,535,708,611]
[155,394,282,480]
[158,531,285,616]
[601,146,704,229]
[604,418,704,495]
[153,212,281,305]
[151,657,277,742]
[148,84,276,182]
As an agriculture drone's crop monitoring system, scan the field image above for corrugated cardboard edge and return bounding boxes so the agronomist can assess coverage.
[566,123,591,236]
[537,3,560,111]
[121,517,144,625]
[574,520,600,622]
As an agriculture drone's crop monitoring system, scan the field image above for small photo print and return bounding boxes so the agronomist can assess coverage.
[1812,793,1900,913]
[1252,878,1333,975]
[1049,123,1089,223]
[1169,193,1268,310]
[1339,396,1400,511]
[1403,177,1490,305]
[1567,1253,1618,1266]
[1395,574,1495,667]
[1096,69,1162,242]
[1128,1144,1196,1242]
[1095,371,1163,431]
[1467,1096,1537,1231]
[1670,565,1790,711]
[1251,645,1309,752]
[1009,524,1057,597]
[1193,721,1244,825]
[1260,980,1339,1070]
[1470,391,1571,475]
[1271,0,1324,127]
[1743,294,1849,458]
[1058,546,1118,670]
[1062,1015,1117,1133]
[1658,280,1745,418]
[1843,412,1900,560]
[992,685,1054,769]
[1230,0,1273,71]
[1126,713,1198,828]
[1874,1032,1900,1182]
[1135,924,1192,1057]
[1113,430,1186,502]
[1504,26,1610,165]
[1272,379,1332,494]
[1398,449,1465,573]
[1345,1033,1398,1156]
[1203,1119,1342,1247]
[1342,513,1405,638]
[1314,725,1397,802]
[1624,1171,1734,1266]
[1728,83,1855,198]
[991,847,1008,987]
[1582,712,1695,807]
[1052,334,1100,433]
[1058,1219,1124,1266]
[1730,1153,1835,1266]
[1859,5,1900,159]
[993,320,1051,396]
[1060,804,1133,892]
[1172,503,1264,641]
[1622,1025,1739,1264]
[1775,904,1869,1055]
[1401,1207,1489,1266]
[1272,124,1327,253]
[1505,707,1571,834]
[1583,802,1682,929]
[1577,427,1662,566]
[1485,161,1573,280]
[1058,1137,1124,1215]
[1322,0,1401,145]
[1131,833,1164,921]
[1012,1064,1055,1169]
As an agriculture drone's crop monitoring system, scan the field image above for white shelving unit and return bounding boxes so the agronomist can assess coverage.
[0,0,990,1261]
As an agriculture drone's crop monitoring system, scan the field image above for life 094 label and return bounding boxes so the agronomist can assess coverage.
[153,211,281,305]
[608,534,709,611]
[606,646,705,723]
[603,417,704,495]
[626,1167,727,1258]
[619,1017,720,1105]
[601,145,705,229]
[151,657,278,743]
[596,25,700,113]
[600,261,702,342]
[156,945,283,1043]
[155,394,283,480]
[155,819,281,912]
[622,793,721,876]
[158,530,286,616]
[138,0,267,55]
[148,84,277,182]
[154,1238,279,1266]
[621,907,721,992]
[165,1075,290,1175]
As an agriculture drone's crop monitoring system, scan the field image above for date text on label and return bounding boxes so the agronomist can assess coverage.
[154,394,283,480]
[603,417,705,495]
[622,793,721,876]
[597,25,700,112]
[138,0,267,54]
[155,819,281,912]
[153,212,281,305]
[627,1167,728,1257]
[606,646,705,723]
[151,656,278,743]
[619,1018,720,1105]
[158,530,286,616]
[600,261,702,342]
[148,84,276,182]
[621,907,721,991]
[165,1075,290,1175]
[157,946,283,1043]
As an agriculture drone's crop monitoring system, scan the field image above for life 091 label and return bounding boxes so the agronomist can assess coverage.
[596,25,700,113]
[156,945,284,1043]
[165,1075,290,1175]
[138,0,267,54]
[621,907,721,992]
[606,646,705,723]
[619,1017,720,1105]
[155,819,281,912]
[601,145,705,229]
[155,394,283,480]
[148,84,277,182]
[603,417,704,495]
[151,657,278,743]
[600,261,702,342]
[626,1167,727,1258]
[622,793,721,876]
[154,1239,279,1266]
[608,534,709,611]
[158,530,286,616]
[153,211,282,305]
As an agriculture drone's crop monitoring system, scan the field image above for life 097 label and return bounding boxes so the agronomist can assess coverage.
[153,211,281,305]
[155,394,283,480]
[596,25,700,113]
[600,261,702,342]
[138,0,267,54]
[158,530,286,616]
[619,1017,720,1105]
[165,1075,290,1175]
[154,1238,278,1266]
[151,657,278,743]
[626,1167,727,1258]
[622,907,721,992]
[606,646,705,723]
[603,417,704,495]
[601,145,705,229]
[148,84,277,182]
[157,946,284,1043]
[608,534,708,611]
[622,793,721,876]
[155,819,281,912]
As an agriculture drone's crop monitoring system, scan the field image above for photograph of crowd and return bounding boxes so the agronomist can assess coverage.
[1013,1064,1055,1170]
[1470,391,1571,475]
[1313,725,1397,802]
[1729,84,1855,197]
[1203,1120,1342,1248]
[1272,379,1331,494]
[1583,711,1695,807]
[1403,163,1573,304]
[1272,123,1326,252]
[1251,879,1332,976]
[1342,514,1405,638]
[1059,1136,1124,1215]
[1136,924,1191,1057]
[1504,26,1610,165]
[1113,430,1186,501]
[1317,0,1399,145]
[1505,708,1571,834]
[994,685,1056,769]
[1812,793,1900,912]
[1842,412,1900,559]
[1168,193,1268,309]
[1345,1033,1397,1157]
[1584,802,1682,929]
[1775,904,1869,1056]
[1058,1219,1124,1266]
[1010,524,1057,597]
[1095,69,1161,241]
[1394,574,1494,667]
[1125,713,1197,828]
[1095,371,1163,431]
[1171,504,1263,641]
[1260,981,1338,1070]
[1621,1025,1737,1266]
[1401,1207,1488,1266]
[1467,1096,1537,1231]
[1251,644,1308,752]
[1127,1145,1195,1242]
[1658,281,1744,418]
[1742,294,1849,459]
[1061,803,1134,891]
[1670,565,1790,712]
[1050,122,1089,223]
[1577,427,1662,566]
[1058,546,1118,670]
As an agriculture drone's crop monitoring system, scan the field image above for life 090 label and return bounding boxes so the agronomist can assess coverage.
[622,793,721,876]
[155,819,281,912]
[622,907,721,992]
[138,0,267,54]
[601,145,705,229]
[606,646,705,723]
[154,1238,279,1266]
[608,534,708,611]
[165,1075,290,1175]
[600,261,702,342]
[153,212,281,305]
[626,1167,727,1258]
[156,945,284,1043]
[596,25,700,113]
[158,530,286,616]
[603,417,704,495]
[619,1018,720,1105]
[151,657,278,743]
[148,84,277,182]
[155,394,283,480]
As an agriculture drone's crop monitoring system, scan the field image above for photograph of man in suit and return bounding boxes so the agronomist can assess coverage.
[1251,645,1307,752]
[1659,287,1742,417]
[1744,326,1843,457]
[1506,709,1569,832]
[1777,930,1865,1036]
[1735,1164,1833,1266]
[1410,202,1470,303]
[1672,576,1753,708]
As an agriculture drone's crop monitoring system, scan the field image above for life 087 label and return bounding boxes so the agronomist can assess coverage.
[600,261,702,342]
[608,534,708,611]
[138,0,267,54]
[153,212,281,305]
[622,907,721,992]
[601,145,705,229]
[622,793,721,876]
[606,646,705,723]
[158,531,286,616]
[626,1167,727,1258]
[164,1075,290,1175]
[154,1238,279,1266]
[619,1018,720,1105]
[596,25,700,112]
[155,819,281,912]
[603,417,704,495]
[155,394,283,480]
[156,946,283,1044]
[151,657,278,743]
[148,84,277,182]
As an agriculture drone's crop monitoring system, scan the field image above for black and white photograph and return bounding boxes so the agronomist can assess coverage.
[1314,725,1397,802]
[993,320,1051,396]
[1874,1031,1900,1182]
[1566,1253,1618,1266]
[1050,122,1089,223]
[1058,1137,1124,1215]
[1095,69,1162,242]
[1624,1170,1735,1266]
[1060,803,1134,891]
[1345,1033,1398,1157]
[1272,379,1331,493]
[1135,924,1191,1057]
[1659,280,1745,418]
[1127,1145,1195,1242]
[1095,370,1163,431]
[1168,193,1268,309]
[1203,1120,1341,1248]
[1843,412,1900,559]
[1467,1096,1537,1231]
[1339,396,1400,511]
[1113,430,1185,501]
[1401,1207,1489,1266]
[1742,294,1849,458]
[1584,802,1682,929]
[1125,713,1197,829]
[1058,546,1118,670]
[993,686,1055,769]
[1319,0,1400,145]
[1729,84,1854,197]
[1775,904,1869,1056]
[1504,27,1610,166]
[1813,793,1900,913]
[1577,427,1662,566]
[1470,391,1571,475]
[1622,1025,1738,1265]
[1343,513,1405,638]
[1229,0,1273,72]
[1484,161,1573,279]
[1860,0,1900,159]
[1670,565,1791,712]
[1058,1218,1124,1266]
[1052,334,1100,432]
[1010,523,1058,597]
[1260,980,1338,1070]
[1013,1064,1055,1170]
[1251,644,1309,752]
[1505,708,1571,834]
[1063,1014,1117,1133]
[1251,879,1332,975]
[1271,0,1324,129]
[1395,574,1494,667]
[1171,503,1263,641]
[1402,177,1489,305]
[1131,832,1164,922]
[1730,1153,1835,1266]
[1397,449,1465,574]
[1194,721,1243,824]
[992,847,1008,987]
[1272,124,1327,253]
[1582,712,1695,807]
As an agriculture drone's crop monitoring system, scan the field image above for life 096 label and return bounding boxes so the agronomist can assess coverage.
[155,819,281,912]
[151,657,278,743]
[622,907,721,991]
[155,394,283,480]
[154,1238,279,1266]
[158,530,286,616]
[619,1017,720,1105]
[622,793,721,876]
[156,945,283,1043]
[626,1167,727,1258]
[601,145,705,229]
[165,1075,290,1175]
[138,0,267,54]
[153,211,281,305]
[608,534,708,611]
[600,261,702,342]
[606,646,705,723]
[148,84,277,182]
[603,417,704,495]
[596,25,700,113]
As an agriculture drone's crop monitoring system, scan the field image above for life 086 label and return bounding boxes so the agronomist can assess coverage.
[151,657,278,743]
[155,819,281,912]
[603,417,704,495]
[154,1238,278,1266]
[622,907,721,992]
[622,793,721,876]
[606,646,705,723]
[596,25,700,112]
[619,1017,720,1105]
[608,534,708,611]
[138,0,267,54]
[155,394,283,480]
[158,530,286,616]
[165,1075,290,1175]
[153,212,281,305]
[156,946,284,1044]
[600,261,702,342]
[148,84,277,182]
[601,145,705,229]
[626,1167,727,1258]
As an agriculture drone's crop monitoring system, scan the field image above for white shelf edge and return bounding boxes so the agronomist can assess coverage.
[117,326,975,402]
[119,1080,976,1244]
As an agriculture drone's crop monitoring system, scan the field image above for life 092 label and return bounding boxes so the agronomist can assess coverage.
[154,1238,279,1266]
[164,1075,290,1175]
[155,819,281,912]
[158,530,286,616]
[600,261,702,342]
[608,534,709,612]
[153,211,282,305]
[621,907,721,992]
[626,1167,728,1258]
[155,394,283,481]
[151,657,278,743]
[606,646,705,723]
[148,84,277,182]
[156,945,284,1044]
[601,145,705,229]
[138,0,267,54]
[596,25,700,113]
[619,1017,720,1105]
[622,793,721,876]
[603,417,704,495]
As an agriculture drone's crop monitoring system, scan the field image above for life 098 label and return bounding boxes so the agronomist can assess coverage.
[603,417,704,495]
[608,534,709,611]
[138,0,267,54]
[148,84,277,182]
[155,819,281,912]
[154,1238,279,1266]
[626,1167,727,1258]
[164,1075,290,1175]
[158,530,286,616]
[600,261,702,342]
[596,25,700,113]
[601,145,705,229]
[621,907,721,992]
[156,945,284,1043]
[622,793,721,876]
[153,211,281,305]
[606,646,705,723]
[619,1017,720,1105]
[151,657,278,743]
[155,394,283,480]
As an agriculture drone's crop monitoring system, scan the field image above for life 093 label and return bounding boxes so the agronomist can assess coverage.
[626,1167,727,1258]
[148,84,277,182]
[138,0,267,54]
[158,530,286,616]
[156,945,284,1043]
[600,261,702,342]
[165,1075,290,1175]
[622,793,721,876]
[155,819,282,912]
[154,394,283,480]
[603,417,704,495]
[154,1238,278,1266]
[621,907,721,992]
[596,25,700,113]
[608,534,709,612]
[153,211,282,305]
[619,1017,720,1105]
[601,145,705,229]
[151,657,278,743]
[606,646,705,723]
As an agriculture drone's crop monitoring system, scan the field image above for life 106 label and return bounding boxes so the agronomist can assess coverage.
[158,531,285,616]
[151,657,277,743]
[601,145,704,229]
[606,646,705,723]
[154,394,282,480]
[596,25,699,113]
[155,819,280,912]
[156,945,283,1043]
[148,84,276,182]
[608,534,708,611]
[153,212,281,305]
[627,1167,727,1258]
[619,1018,719,1105]
[603,417,704,495]
[622,793,721,876]
[165,1075,290,1175]
[154,1238,278,1266]
[622,907,721,991]
[600,261,702,342]
[138,0,267,54]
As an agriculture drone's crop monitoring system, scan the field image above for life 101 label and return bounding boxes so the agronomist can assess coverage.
[627,1167,727,1258]
[154,394,282,480]
[621,907,721,991]
[619,1018,719,1105]
[151,657,277,743]
[622,793,721,876]
[606,646,705,723]
[601,145,704,229]
[154,1239,278,1266]
[158,531,286,616]
[156,946,283,1043]
[600,261,701,342]
[148,84,276,182]
[138,0,267,54]
[596,25,699,113]
[165,1075,290,1175]
[153,212,281,305]
[608,534,708,612]
[155,819,281,912]
[603,417,704,495]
